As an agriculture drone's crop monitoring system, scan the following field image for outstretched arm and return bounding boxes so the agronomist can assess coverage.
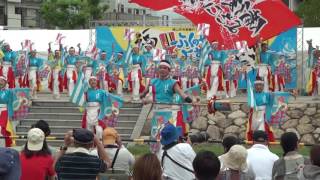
[173,83,193,103]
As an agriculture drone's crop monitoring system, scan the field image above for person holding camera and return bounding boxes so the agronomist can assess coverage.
[157,123,196,180]
[54,129,111,180]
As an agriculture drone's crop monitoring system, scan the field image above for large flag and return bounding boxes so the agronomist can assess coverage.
[70,72,88,107]
[181,85,201,123]
[125,43,133,65]
[130,0,301,49]
[269,93,290,126]
[199,39,211,76]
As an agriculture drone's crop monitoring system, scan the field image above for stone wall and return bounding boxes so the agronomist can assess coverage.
[190,103,320,144]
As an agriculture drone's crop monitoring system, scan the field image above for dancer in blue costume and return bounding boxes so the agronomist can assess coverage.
[25,50,44,99]
[128,47,144,101]
[63,47,80,96]
[1,43,16,88]
[257,43,274,92]
[82,76,123,139]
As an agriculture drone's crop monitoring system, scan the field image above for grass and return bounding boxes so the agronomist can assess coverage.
[127,143,311,157]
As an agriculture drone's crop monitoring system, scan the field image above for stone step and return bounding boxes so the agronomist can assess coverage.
[31,101,143,108]
[29,107,141,114]
[32,101,77,107]
[26,113,83,120]
[29,107,81,113]
[25,113,139,121]
[20,119,137,127]
[17,125,134,134]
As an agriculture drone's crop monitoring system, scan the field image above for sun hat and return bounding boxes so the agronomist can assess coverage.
[220,145,248,171]
[160,124,180,146]
[102,127,118,145]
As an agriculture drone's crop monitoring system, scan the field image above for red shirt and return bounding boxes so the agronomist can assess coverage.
[20,152,55,180]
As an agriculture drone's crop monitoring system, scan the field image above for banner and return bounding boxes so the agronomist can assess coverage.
[268,28,297,89]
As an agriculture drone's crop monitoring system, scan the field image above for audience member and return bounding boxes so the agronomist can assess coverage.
[31,120,51,137]
[193,151,220,180]
[132,153,162,180]
[31,119,57,155]
[218,145,255,180]
[298,145,320,180]
[222,135,239,153]
[20,128,55,180]
[55,128,111,180]
[0,147,21,180]
[247,130,279,180]
[272,132,310,180]
[157,123,196,180]
[219,135,239,168]
[91,127,135,176]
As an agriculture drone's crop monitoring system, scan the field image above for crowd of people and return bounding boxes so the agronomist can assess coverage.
[0,120,319,180]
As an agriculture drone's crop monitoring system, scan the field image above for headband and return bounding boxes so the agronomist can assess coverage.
[0,76,7,82]
[159,61,171,68]
[89,76,97,80]
[254,80,264,85]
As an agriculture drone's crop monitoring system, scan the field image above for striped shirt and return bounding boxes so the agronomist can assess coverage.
[55,148,107,180]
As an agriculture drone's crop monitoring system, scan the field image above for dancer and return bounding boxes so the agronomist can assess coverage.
[48,44,63,99]
[64,47,79,96]
[128,47,144,101]
[0,43,16,88]
[25,50,44,99]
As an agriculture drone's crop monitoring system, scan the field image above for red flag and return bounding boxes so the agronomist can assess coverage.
[130,0,301,49]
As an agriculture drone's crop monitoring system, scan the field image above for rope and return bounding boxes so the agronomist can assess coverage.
[0,136,313,146]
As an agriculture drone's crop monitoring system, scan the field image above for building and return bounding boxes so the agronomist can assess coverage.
[0,0,302,29]
[98,0,191,27]
[0,0,44,29]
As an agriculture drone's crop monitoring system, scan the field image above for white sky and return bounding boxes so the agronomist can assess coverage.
[0,27,319,52]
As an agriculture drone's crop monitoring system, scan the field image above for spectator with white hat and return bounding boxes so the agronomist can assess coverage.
[218,145,255,180]
[20,128,55,180]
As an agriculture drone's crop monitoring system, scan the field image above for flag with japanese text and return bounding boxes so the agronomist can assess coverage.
[130,0,302,49]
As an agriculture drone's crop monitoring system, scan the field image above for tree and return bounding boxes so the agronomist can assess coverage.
[40,0,109,29]
[295,0,320,27]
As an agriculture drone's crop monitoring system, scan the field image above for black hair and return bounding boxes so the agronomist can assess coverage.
[310,145,320,166]
[193,151,220,180]
[31,120,51,137]
[22,141,51,158]
[222,135,239,153]
[280,132,298,156]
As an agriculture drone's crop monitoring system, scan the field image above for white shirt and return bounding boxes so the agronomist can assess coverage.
[247,144,279,180]
[91,145,135,175]
[157,143,196,180]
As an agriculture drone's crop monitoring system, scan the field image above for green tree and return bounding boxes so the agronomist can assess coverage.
[295,0,320,27]
[40,0,109,29]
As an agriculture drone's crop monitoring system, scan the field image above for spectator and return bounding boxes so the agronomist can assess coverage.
[0,147,21,180]
[247,130,279,180]
[221,135,239,153]
[132,153,162,180]
[20,128,55,180]
[31,120,51,137]
[55,128,111,180]
[218,145,255,180]
[218,135,239,168]
[157,123,196,180]
[193,151,220,180]
[91,127,135,176]
[31,119,57,155]
[298,145,320,180]
[272,132,310,180]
